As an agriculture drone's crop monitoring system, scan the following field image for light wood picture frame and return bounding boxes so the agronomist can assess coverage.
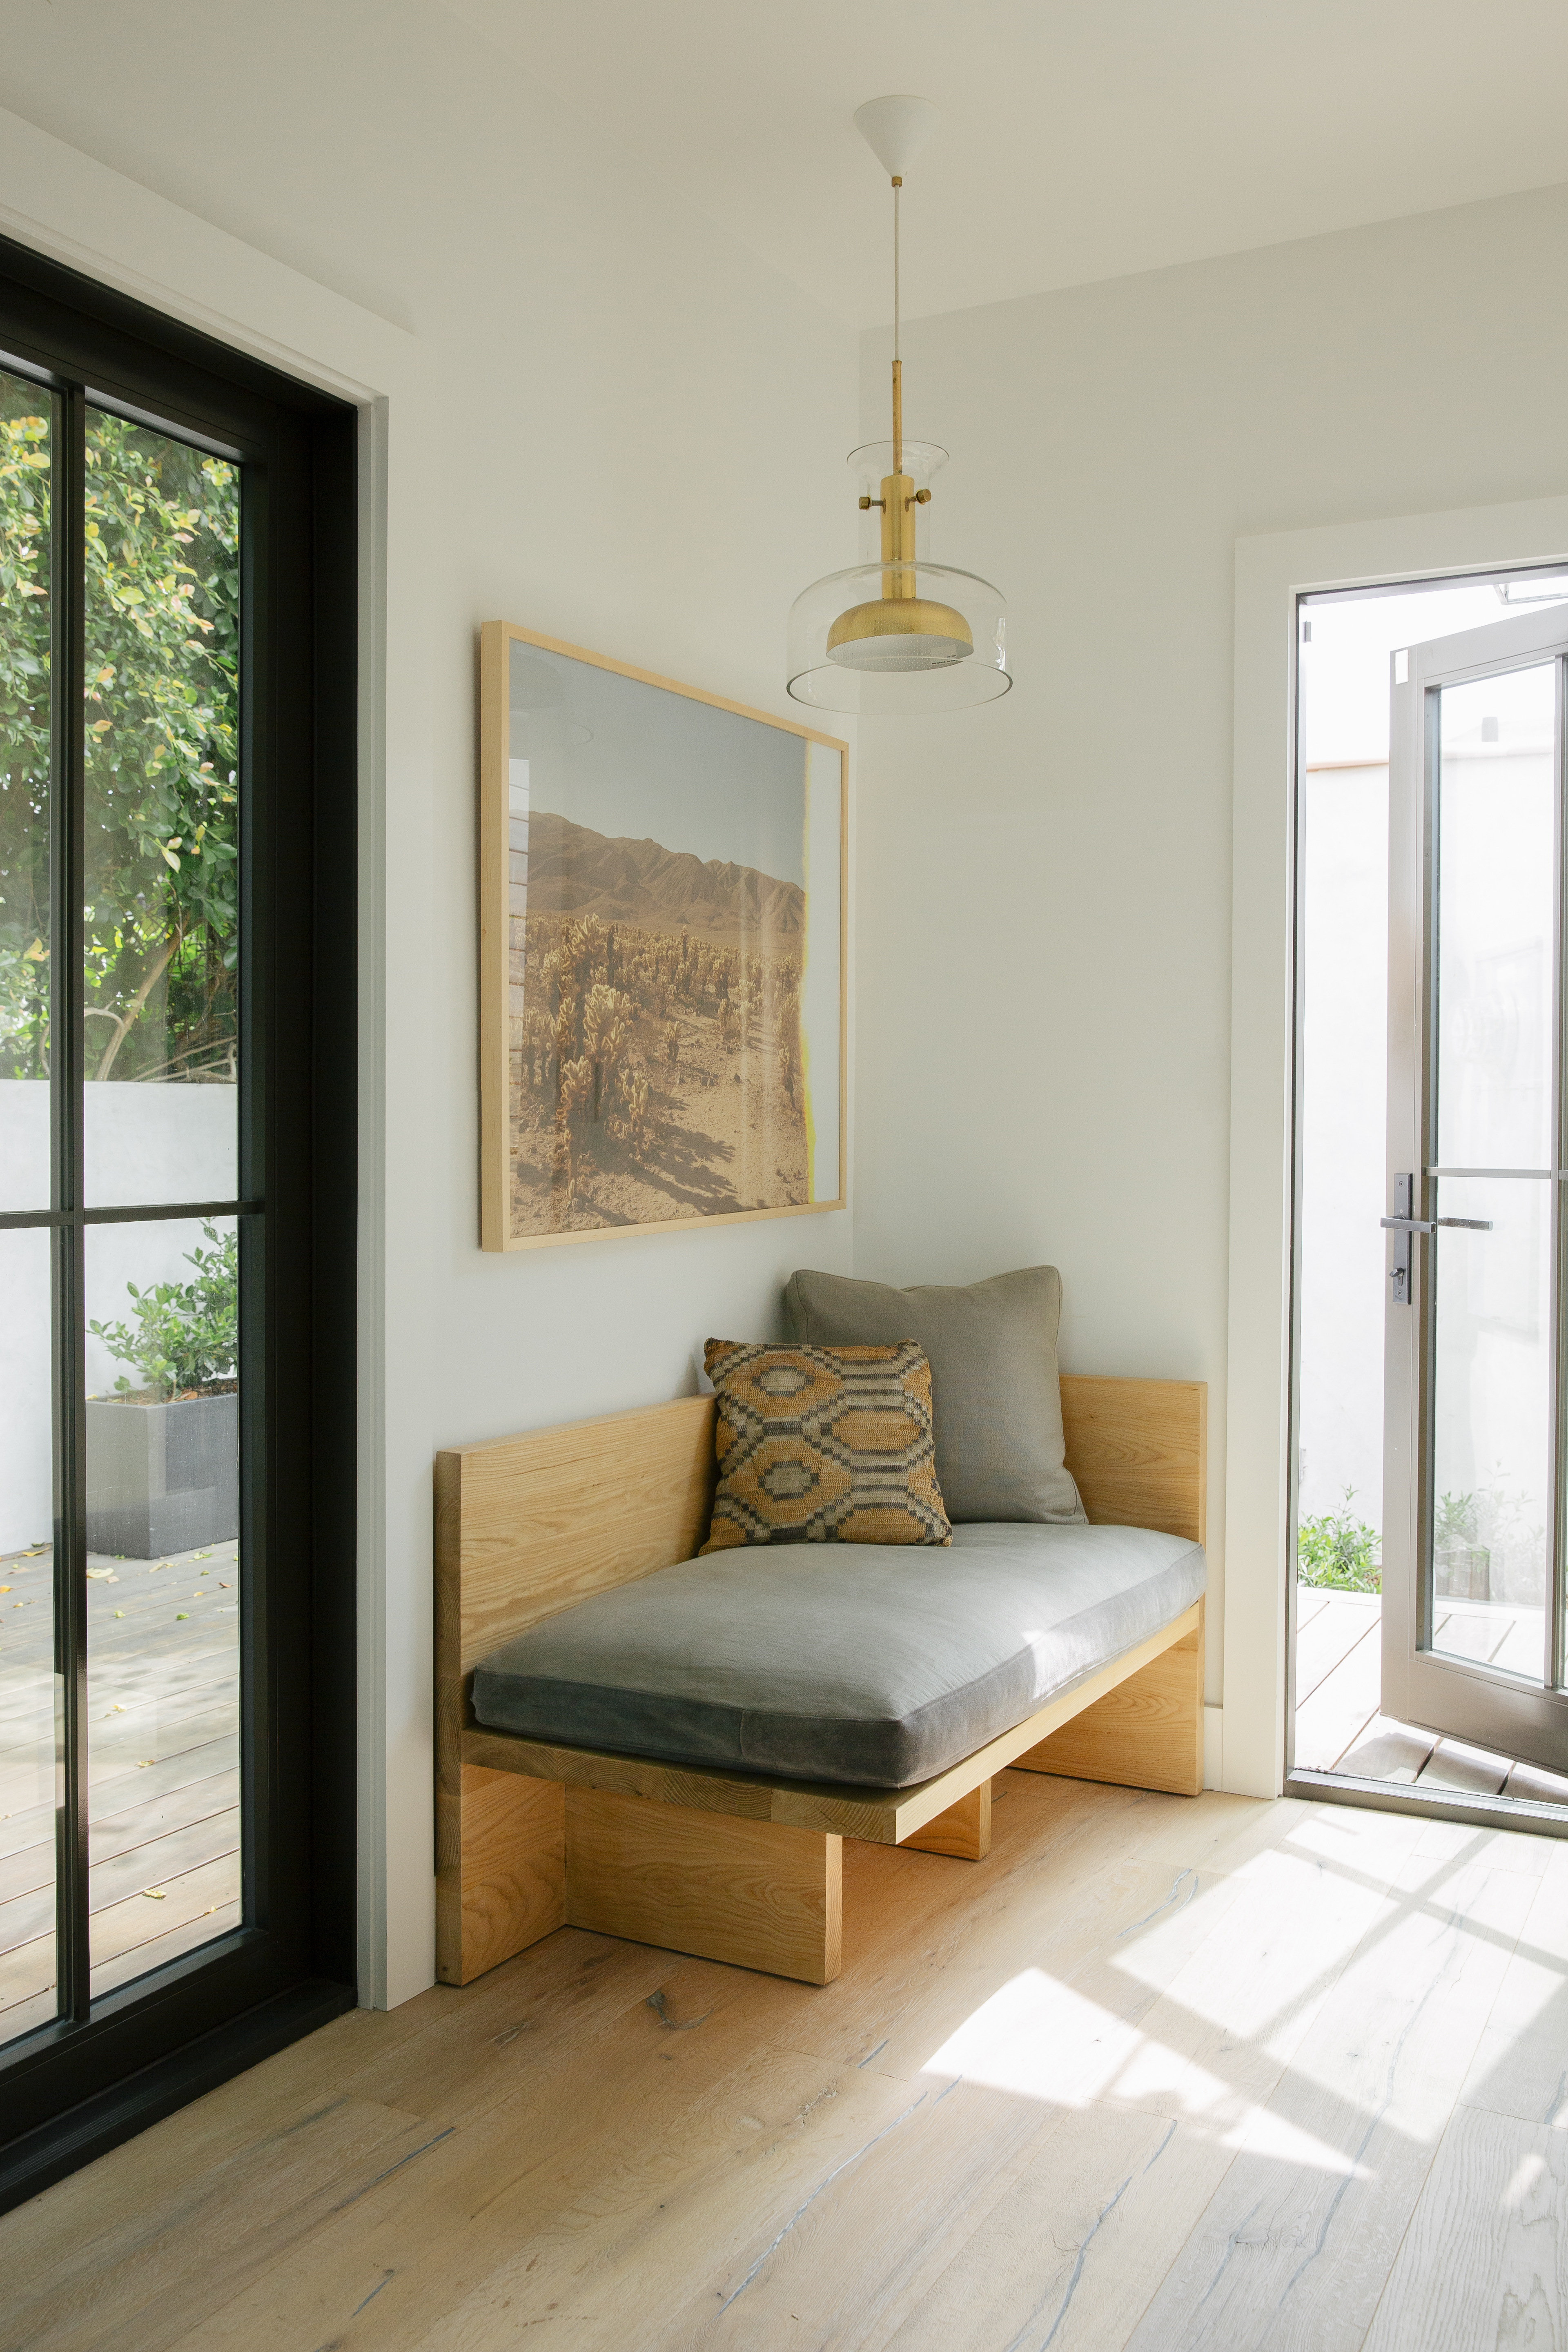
[479,623,848,1251]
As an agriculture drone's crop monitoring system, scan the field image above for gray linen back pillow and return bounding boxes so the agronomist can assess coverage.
[784,1266,1085,1525]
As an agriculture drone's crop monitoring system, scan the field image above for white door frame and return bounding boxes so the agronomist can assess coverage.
[1227,494,1568,1799]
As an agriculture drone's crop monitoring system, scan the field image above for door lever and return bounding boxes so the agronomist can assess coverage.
[1380,1215,1494,1232]
[1383,1174,1493,1305]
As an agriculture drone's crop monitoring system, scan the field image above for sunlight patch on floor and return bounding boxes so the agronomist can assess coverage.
[919,1967,1371,2176]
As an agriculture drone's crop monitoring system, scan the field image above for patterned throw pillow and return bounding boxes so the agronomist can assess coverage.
[701,1338,952,1550]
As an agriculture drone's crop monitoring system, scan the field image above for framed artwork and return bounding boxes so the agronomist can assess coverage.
[478,623,847,1250]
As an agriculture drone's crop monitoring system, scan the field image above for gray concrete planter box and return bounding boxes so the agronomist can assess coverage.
[85,1390,238,1559]
[1434,1541,1492,1604]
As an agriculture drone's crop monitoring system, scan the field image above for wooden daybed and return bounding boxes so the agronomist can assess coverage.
[434,1375,1206,1989]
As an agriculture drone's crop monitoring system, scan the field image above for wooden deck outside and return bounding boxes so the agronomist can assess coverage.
[1294,1585,1568,1802]
[0,1535,241,2046]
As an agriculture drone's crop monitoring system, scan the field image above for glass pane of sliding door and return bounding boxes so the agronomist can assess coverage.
[1,373,249,2046]
[1428,665,1556,1679]
[0,369,58,2045]
[80,410,242,2004]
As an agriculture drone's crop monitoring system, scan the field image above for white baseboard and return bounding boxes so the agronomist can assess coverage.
[1203,1705,1223,1791]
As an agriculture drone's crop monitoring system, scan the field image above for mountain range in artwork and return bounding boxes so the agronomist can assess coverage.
[523,809,805,941]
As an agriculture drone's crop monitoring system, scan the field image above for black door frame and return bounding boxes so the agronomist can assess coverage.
[0,234,358,2212]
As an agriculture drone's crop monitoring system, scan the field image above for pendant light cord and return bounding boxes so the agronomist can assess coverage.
[891,175,902,476]
[893,179,901,365]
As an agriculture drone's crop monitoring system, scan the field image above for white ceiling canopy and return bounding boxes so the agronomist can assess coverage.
[438,0,1568,327]
[852,94,941,185]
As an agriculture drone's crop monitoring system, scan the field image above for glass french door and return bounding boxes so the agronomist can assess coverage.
[1383,602,1568,1771]
[0,234,356,2208]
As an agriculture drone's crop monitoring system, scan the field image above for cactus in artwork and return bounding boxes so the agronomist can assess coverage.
[551,1000,577,1103]
[548,1111,575,1212]
[559,1054,592,1129]
[579,914,606,980]
[624,1071,651,1156]
[517,1009,546,1090]
[582,983,631,1122]
[516,904,814,1227]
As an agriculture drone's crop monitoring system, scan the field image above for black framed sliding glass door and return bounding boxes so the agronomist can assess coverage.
[0,237,356,2209]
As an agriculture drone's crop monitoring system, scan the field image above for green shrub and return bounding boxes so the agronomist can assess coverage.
[89,1221,237,1397]
[1435,1491,1479,1548]
[1297,1487,1381,1592]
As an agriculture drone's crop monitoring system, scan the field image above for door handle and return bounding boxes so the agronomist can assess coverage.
[1380,1215,1494,1232]
[1384,1174,1493,1305]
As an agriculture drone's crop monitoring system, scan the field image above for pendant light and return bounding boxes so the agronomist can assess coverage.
[787,95,1010,715]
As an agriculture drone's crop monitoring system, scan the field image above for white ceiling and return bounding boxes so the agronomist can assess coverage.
[439,0,1568,328]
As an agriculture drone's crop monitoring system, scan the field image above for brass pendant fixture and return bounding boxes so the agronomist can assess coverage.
[788,96,1010,715]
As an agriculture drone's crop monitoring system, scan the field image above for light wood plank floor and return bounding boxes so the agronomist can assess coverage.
[0,1537,241,2038]
[1294,1586,1568,1803]
[6,1767,1568,2348]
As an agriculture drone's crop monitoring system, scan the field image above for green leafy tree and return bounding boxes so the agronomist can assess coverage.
[0,390,51,1074]
[89,1221,238,1396]
[0,379,240,1083]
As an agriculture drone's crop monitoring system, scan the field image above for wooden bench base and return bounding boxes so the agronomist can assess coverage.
[902,1780,992,1862]
[1016,1610,1205,1797]
[567,1789,843,1984]
[439,1781,998,1991]
[436,1606,1204,1988]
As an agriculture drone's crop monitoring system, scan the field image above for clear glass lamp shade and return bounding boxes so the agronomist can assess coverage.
[849,439,950,495]
[787,557,1011,715]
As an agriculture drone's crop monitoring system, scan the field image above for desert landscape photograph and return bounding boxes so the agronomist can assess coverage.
[492,635,842,1241]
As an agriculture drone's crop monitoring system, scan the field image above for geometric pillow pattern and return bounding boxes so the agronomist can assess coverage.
[700,1338,952,1550]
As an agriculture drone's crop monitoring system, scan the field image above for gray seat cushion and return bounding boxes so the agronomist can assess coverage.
[471,1521,1205,1789]
[783,1265,1084,1524]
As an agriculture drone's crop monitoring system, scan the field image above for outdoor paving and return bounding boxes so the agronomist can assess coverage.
[0,1535,240,2045]
[1294,1583,1568,1803]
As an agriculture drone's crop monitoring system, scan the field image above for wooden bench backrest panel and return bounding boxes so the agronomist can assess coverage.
[1060,1374,1206,1548]
[435,1394,719,1686]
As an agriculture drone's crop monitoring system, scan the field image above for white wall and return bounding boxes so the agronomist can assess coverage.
[852,182,1568,1756]
[0,2,858,2003]
[1297,764,1388,1537]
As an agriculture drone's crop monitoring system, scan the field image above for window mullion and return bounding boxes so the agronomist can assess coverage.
[50,378,88,2025]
